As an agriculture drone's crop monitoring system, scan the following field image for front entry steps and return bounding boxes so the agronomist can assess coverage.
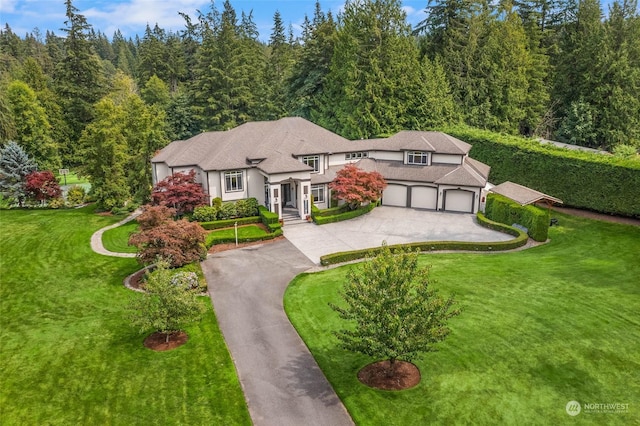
[282,207,307,225]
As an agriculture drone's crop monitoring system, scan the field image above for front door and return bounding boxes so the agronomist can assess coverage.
[282,183,291,207]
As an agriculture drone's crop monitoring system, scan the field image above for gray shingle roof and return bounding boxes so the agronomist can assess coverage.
[152,117,487,186]
[491,181,563,205]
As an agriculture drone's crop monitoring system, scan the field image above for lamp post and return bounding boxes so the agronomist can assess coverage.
[234,221,238,247]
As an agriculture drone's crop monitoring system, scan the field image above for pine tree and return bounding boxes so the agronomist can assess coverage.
[262,11,295,120]
[54,0,105,165]
[0,141,37,207]
[317,0,432,138]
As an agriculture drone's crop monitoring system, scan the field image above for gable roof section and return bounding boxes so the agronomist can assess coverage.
[365,131,471,154]
[491,181,563,205]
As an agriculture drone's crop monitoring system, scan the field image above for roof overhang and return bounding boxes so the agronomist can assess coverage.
[491,181,563,205]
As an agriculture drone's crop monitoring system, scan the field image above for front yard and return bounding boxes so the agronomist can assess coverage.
[0,206,251,425]
[285,212,640,425]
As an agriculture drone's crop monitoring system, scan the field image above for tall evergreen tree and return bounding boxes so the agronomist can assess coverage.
[287,3,337,118]
[54,0,105,165]
[0,141,37,206]
[316,0,438,138]
[262,11,295,120]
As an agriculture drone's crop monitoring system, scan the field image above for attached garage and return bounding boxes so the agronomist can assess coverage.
[443,189,475,213]
[383,184,408,207]
[410,186,438,210]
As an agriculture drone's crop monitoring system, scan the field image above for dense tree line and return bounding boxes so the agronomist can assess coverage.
[1,0,638,208]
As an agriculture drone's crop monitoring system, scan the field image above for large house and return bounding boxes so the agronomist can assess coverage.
[151,117,490,219]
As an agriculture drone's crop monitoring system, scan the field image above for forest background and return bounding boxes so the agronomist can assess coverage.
[1,0,638,210]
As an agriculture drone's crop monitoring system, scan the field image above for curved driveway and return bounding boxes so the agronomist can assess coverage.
[201,241,354,426]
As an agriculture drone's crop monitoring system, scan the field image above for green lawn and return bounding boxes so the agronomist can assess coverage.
[209,224,268,239]
[102,220,139,253]
[285,213,640,425]
[0,206,251,425]
[56,171,90,186]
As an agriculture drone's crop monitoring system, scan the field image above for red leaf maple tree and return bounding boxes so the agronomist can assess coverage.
[151,170,208,216]
[329,164,387,210]
[25,170,62,202]
[129,205,206,268]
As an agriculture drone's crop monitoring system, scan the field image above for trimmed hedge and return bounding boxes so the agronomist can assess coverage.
[484,193,550,242]
[313,203,376,225]
[258,205,281,232]
[311,204,350,218]
[319,213,528,266]
[205,228,283,248]
[442,126,640,217]
[199,216,260,230]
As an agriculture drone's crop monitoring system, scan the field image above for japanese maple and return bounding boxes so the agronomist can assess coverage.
[329,164,387,210]
[25,170,62,203]
[151,170,208,216]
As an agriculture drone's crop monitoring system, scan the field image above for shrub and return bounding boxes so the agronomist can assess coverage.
[484,193,550,241]
[444,125,640,217]
[48,198,66,209]
[170,271,200,290]
[192,205,219,222]
[151,170,208,216]
[314,203,376,225]
[319,214,527,265]
[236,197,259,218]
[129,218,206,267]
[199,216,260,230]
[218,202,238,220]
[258,205,280,231]
[137,205,176,230]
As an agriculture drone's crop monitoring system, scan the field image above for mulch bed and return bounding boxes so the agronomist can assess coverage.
[143,331,188,351]
[358,360,421,391]
[128,268,148,290]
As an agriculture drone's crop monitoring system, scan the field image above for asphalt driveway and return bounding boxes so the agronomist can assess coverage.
[284,206,513,264]
[201,240,354,426]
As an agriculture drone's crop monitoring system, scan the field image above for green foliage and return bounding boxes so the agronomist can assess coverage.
[218,201,238,220]
[613,144,638,159]
[286,213,640,425]
[330,243,461,370]
[65,184,86,205]
[192,205,219,222]
[258,205,279,225]
[205,224,282,247]
[199,216,260,230]
[235,197,259,218]
[484,193,550,242]
[0,207,251,424]
[445,126,640,217]
[320,214,527,266]
[0,140,37,207]
[128,260,206,341]
[313,202,376,225]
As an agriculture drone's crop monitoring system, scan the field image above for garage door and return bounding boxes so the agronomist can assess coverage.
[443,189,474,213]
[411,186,437,209]
[383,184,407,207]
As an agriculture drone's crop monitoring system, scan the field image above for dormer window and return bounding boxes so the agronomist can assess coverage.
[407,151,428,165]
[302,155,320,172]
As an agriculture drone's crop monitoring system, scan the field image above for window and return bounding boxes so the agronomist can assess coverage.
[302,155,320,172]
[407,151,428,165]
[345,152,369,160]
[311,185,325,203]
[224,170,243,192]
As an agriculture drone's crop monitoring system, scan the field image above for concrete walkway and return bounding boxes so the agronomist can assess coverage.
[201,240,354,426]
[90,210,141,258]
[284,206,513,264]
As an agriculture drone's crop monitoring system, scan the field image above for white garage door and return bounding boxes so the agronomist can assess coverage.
[411,186,438,209]
[444,189,474,213]
[383,184,407,207]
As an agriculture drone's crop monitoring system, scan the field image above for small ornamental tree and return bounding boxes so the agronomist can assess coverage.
[151,170,208,216]
[129,210,206,268]
[128,259,206,343]
[25,170,62,204]
[329,164,387,210]
[136,204,176,230]
[330,243,461,378]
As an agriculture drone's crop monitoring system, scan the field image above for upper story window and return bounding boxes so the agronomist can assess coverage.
[302,155,320,172]
[224,170,244,192]
[407,151,428,165]
[345,152,369,160]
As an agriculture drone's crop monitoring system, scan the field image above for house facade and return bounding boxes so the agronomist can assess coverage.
[151,117,490,218]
